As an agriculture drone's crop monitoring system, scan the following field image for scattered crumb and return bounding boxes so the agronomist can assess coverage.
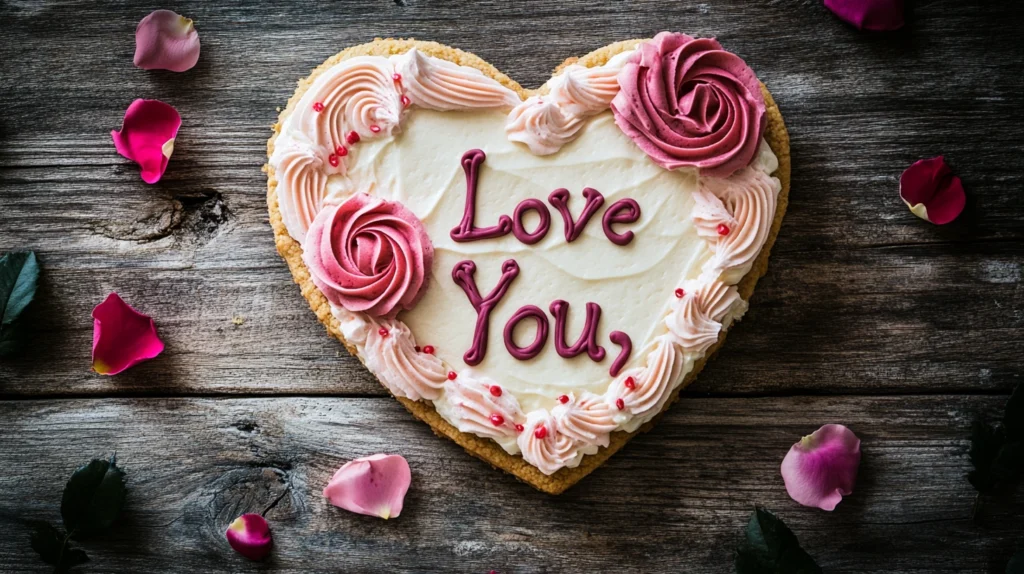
[232,316,246,326]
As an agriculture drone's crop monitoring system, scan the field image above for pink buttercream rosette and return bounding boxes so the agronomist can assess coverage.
[303,193,433,318]
[611,32,766,178]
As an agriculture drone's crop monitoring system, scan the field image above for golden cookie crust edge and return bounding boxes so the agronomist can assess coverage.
[265,37,791,495]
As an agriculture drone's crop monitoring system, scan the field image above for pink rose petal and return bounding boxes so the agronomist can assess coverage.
[225,513,272,561]
[111,99,181,184]
[824,0,905,31]
[91,293,164,375]
[133,10,200,72]
[899,156,966,225]
[323,454,411,519]
[781,424,861,511]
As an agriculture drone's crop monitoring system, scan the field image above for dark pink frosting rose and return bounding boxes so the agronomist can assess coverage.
[303,193,433,317]
[611,32,766,178]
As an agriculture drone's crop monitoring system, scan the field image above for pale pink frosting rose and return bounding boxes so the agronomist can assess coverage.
[611,32,766,178]
[667,278,744,354]
[517,411,581,475]
[505,96,583,155]
[91,293,164,375]
[824,0,905,32]
[225,514,272,561]
[899,156,965,225]
[781,424,861,511]
[271,136,327,241]
[323,454,411,519]
[607,335,685,421]
[303,193,433,318]
[111,99,181,184]
[392,49,521,111]
[441,372,524,441]
[362,318,447,401]
[692,165,779,281]
[133,10,201,72]
[551,392,617,449]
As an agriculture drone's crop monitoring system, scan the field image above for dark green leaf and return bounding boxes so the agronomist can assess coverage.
[29,522,89,572]
[735,507,822,574]
[968,419,1004,493]
[0,251,39,325]
[0,325,23,357]
[1008,550,1024,574]
[29,522,64,566]
[61,455,127,537]
[1003,385,1024,441]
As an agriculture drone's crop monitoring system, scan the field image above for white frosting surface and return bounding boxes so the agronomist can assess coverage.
[340,109,709,413]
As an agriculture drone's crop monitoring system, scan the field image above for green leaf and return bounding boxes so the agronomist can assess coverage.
[60,455,127,537]
[0,250,39,358]
[1008,550,1024,574]
[0,251,39,325]
[29,522,89,572]
[735,507,822,574]
[969,385,1024,494]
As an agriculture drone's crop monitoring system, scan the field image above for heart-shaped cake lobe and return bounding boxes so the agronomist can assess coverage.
[267,35,790,494]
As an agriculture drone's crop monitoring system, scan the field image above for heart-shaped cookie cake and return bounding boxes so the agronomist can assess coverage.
[266,33,790,494]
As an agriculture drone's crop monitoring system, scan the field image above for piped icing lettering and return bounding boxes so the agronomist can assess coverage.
[451,149,512,242]
[451,259,520,366]
[608,331,632,377]
[548,187,605,243]
[504,305,549,360]
[549,300,606,362]
[602,198,641,246]
[512,198,551,245]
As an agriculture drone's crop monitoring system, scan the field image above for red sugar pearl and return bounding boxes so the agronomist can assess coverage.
[489,385,502,397]
[534,425,548,439]
[346,130,360,145]
[328,154,339,167]
[515,424,524,433]
[392,72,402,82]
[615,398,625,410]
[447,371,457,381]
[400,95,411,108]
[422,345,435,354]
[624,376,636,390]
[414,346,421,353]
[378,327,389,337]
[335,145,348,157]
[558,394,569,404]
[674,288,685,298]
[312,101,324,112]
[369,125,381,134]
[717,223,731,236]
[489,414,505,426]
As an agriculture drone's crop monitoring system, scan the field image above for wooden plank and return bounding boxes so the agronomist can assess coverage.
[0,395,1019,573]
[0,0,1022,398]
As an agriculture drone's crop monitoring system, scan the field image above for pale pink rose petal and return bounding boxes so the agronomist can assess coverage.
[899,156,966,225]
[781,424,861,511]
[91,293,164,375]
[323,454,411,519]
[824,0,905,31]
[133,10,200,72]
[111,99,181,184]
[225,513,272,561]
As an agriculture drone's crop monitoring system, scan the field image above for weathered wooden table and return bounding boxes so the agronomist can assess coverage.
[1,1,1022,572]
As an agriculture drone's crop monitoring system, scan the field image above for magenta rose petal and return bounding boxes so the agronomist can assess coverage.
[133,10,200,72]
[899,156,966,225]
[303,193,433,317]
[323,454,411,519]
[824,0,905,32]
[781,424,861,511]
[91,293,164,375]
[111,99,181,184]
[225,514,272,561]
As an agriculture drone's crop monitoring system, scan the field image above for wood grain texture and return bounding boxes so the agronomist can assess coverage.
[0,0,1022,571]
[0,395,1021,574]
